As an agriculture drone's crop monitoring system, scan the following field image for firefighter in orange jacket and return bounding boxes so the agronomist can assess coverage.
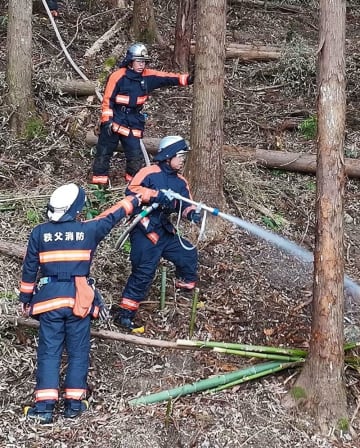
[19,183,139,423]
[113,136,201,332]
[91,43,193,185]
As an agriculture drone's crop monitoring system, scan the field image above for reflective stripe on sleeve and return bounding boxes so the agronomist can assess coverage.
[20,281,35,293]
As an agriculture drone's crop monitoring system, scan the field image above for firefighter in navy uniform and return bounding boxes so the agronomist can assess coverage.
[91,43,194,185]
[112,136,202,332]
[19,183,140,424]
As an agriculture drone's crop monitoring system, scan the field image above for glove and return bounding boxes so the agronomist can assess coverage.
[19,302,30,317]
[103,121,113,136]
[99,304,110,321]
[156,191,172,207]
[188,210,202,224]
[94,288,110,321]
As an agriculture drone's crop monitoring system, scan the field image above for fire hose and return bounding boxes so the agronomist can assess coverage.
[160,189,360,299]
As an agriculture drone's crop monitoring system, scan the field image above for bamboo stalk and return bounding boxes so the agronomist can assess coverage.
[128,361,283,406]
[189,288,200,339]
[160,266,167,310]
[213,347,304,362]
[177,339,307,357]
[344,341,360,351]
[208,361,302,393]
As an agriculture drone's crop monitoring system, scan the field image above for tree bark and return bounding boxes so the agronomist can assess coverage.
[131,0,161,44]
[85,132,360,179]
[287,0,348,434]
[173,0,195,71]
[6,0,35,135]
[186,0,227,238]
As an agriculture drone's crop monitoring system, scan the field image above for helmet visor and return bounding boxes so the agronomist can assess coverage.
[176,150,188,160]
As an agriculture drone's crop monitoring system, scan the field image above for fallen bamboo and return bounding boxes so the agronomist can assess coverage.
[4,316,197,350]
[213,346,304,362]
[85,132,360,179]
[128,360,292,406]
[208,361,302,394]
[177,339,307,357]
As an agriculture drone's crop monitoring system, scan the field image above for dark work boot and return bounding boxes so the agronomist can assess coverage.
[63,399,89,419]
[24,402,54,424]
[113,308,144,333]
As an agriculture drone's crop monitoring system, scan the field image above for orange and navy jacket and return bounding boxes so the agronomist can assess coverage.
[126,162,196,240]
[100,67,191,129]
[19,197,135,316]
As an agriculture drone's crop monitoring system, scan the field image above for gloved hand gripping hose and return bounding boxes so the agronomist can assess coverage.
[115,203,159,250]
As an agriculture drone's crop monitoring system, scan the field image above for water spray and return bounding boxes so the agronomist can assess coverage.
[161,189,360,299]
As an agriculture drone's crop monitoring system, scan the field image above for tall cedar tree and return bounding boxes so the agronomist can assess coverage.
[6,0,35,135]
[186,0,226,236]
[286,0,348,434]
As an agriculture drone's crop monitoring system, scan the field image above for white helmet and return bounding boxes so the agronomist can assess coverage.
[153,136,189,162]
[47,183,86,222]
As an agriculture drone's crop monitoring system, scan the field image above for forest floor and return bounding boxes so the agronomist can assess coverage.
[1,1,360,447]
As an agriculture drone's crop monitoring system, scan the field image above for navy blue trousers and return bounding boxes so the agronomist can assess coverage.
[93,125,145,177]
[36,308,91,403]
[122,228,198,303]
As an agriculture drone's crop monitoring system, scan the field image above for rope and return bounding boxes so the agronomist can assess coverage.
[40,0,150,165]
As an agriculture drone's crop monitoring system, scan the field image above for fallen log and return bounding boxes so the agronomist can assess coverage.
[85,131,360,179]
[224,43,281,61]
[229,0,302,14]
[4,316,197,351]
[55,80,99,97]
[0,241,25,259]
[84,19,124,59]
[173,42,281,62]
[192,43,281,61]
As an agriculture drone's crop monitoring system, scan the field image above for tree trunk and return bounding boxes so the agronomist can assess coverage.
[287,0,348,434]
[85,132,360,179]
[6,0,35,135]
[132,0,160,44]
[186,0,227,238]
[173,0,195,71]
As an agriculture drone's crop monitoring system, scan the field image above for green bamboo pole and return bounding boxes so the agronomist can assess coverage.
[208,361,302,393]
[128,361,283,406]
[189,288,200,339]
[344,341,360,351]
[213,347,304,362]
[177,339,307,357]
[160,265,167,310]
